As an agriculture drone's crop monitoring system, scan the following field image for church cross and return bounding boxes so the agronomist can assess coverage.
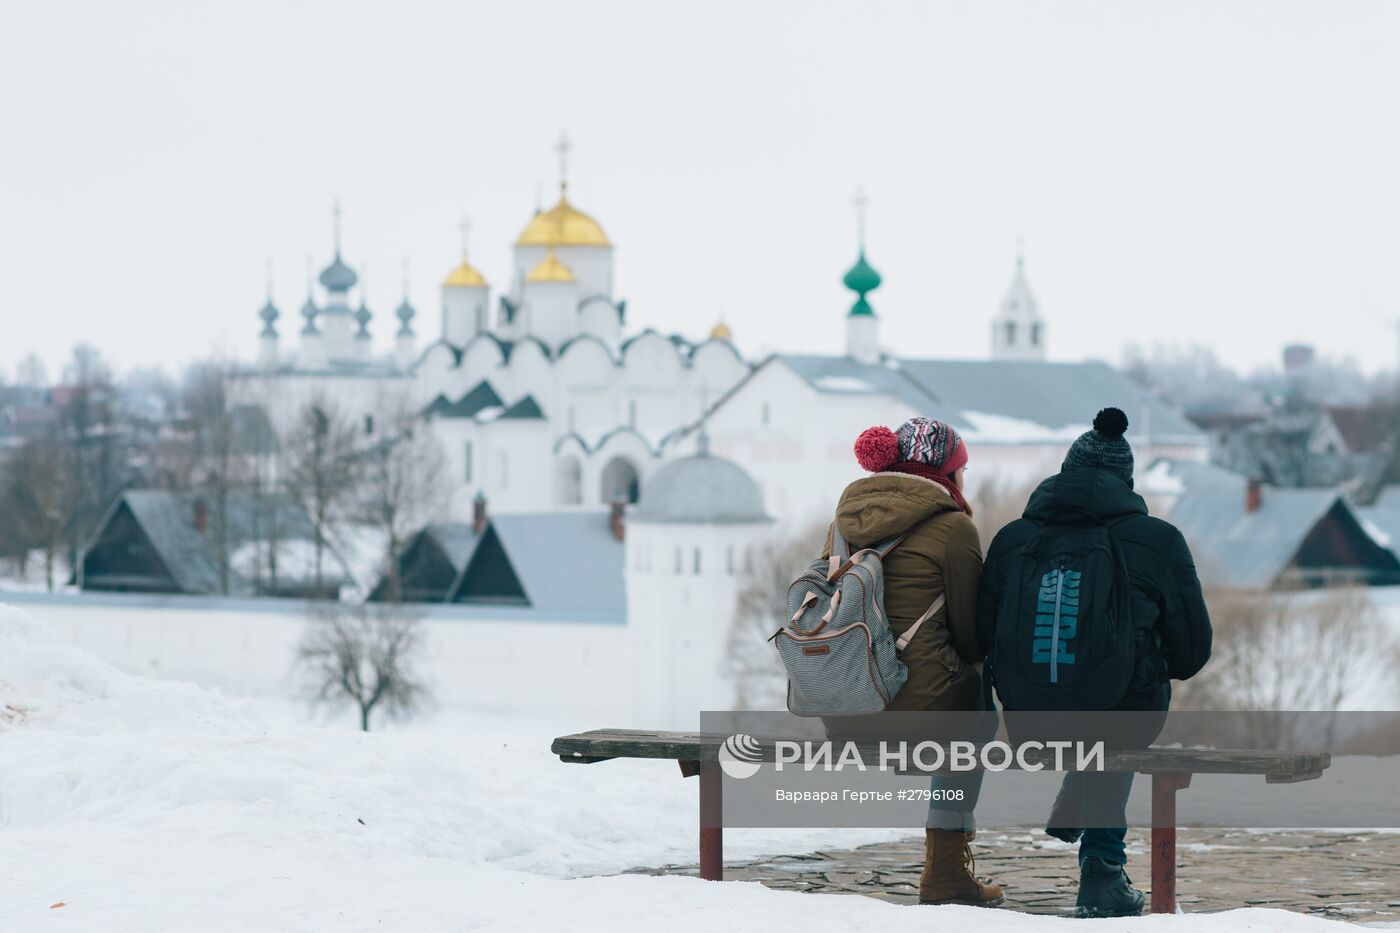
[555,131,572,193]
[852,188,869,249]
[333,198,343,255]
[459,214,472,262]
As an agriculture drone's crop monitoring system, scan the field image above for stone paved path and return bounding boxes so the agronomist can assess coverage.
[640,830,1400,922]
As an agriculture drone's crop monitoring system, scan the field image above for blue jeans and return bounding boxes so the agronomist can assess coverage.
[927,702,998,832]
[1050,769,1136,864]
[927,769,985,831]
[1044,685,1171,866]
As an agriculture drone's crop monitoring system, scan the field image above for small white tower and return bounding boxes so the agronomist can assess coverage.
[843,191,882,365]
[626,439,772,729]
[395,266,418,371]
[522,246,579,348]
[315,201,360,363]
[991,242,1046,361]
[257,266,280,371]
[353,268,373,364]
[442,215,490,346]
[297,284,326,371]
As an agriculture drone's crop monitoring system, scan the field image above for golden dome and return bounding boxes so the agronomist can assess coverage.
[443,260,487,288]
[710,322,733,341]
[526,247,576,283]
[516,193,611,247]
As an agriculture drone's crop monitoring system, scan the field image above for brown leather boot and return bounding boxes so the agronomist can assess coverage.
[918,829,1005,906]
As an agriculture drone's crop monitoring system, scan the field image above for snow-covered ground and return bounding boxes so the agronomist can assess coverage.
[1,604,1390,931]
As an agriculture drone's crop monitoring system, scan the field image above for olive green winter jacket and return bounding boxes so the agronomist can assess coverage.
[823,472,985,712]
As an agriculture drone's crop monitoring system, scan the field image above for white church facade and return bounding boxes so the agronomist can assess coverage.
[232,152,1206,530]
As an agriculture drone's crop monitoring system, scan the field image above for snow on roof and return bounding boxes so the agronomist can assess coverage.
[485,512,625,622]
[1139,458,1186,498]
[410,513,624,621]
[895,358,1203,443]
[810,375,876,394]
[956,411,1084,444]
[776,354,939,413]
[426,522,483,571]
[773,354,1204,445]
[1150,460,1356,588]
[1359,487,1400,555]
[106,489,354,595]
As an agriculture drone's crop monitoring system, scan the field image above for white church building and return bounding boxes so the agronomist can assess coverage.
[233,150,1205,528]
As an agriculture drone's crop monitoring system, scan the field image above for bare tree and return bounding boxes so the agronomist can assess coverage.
[1172,586,1397,745]
[14,353,48,388]
[968,474,1040,548]
[298,602,428,731]
[182,360,245,595]
[284,399,360,594]
[357,405,449,603]
[56,344,127,566]
[2,431,77,590]
[724,522,827,709]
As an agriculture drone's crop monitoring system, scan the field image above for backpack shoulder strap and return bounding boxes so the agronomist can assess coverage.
[826,517,927,582]
[827,521,849,579]
[896,593,945,652]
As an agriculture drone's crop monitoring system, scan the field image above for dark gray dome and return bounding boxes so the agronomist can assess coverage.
[318,253,358,292]
[632,452,769,525]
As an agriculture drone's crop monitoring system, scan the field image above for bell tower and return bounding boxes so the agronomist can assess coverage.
[991,241,1046,361]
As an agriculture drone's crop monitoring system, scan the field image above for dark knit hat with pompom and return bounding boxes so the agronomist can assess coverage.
[1062,407,1134,487]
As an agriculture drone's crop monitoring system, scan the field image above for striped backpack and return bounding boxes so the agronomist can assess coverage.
[770,520,942,716]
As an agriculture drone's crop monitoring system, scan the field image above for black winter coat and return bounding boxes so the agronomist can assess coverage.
[976,468,1212,705]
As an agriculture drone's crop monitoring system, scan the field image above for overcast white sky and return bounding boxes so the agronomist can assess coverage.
[2,0,1397,382]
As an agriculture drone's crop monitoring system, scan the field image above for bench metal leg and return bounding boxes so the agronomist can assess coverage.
[679,759,723,881]
[1150,773,1192,914]
[700,760,723,880]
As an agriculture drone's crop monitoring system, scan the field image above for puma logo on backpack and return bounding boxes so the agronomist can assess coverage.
[991,520,1135,711]
[770,520,942,717]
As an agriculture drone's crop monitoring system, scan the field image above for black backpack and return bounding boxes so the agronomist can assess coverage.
[990,520,1135,711]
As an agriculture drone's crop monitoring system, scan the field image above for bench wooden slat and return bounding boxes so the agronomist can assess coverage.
[551,729,1330,781]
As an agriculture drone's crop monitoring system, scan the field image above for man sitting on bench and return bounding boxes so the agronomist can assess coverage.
[976,407,1213,917]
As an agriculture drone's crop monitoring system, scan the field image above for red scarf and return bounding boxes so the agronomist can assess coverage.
[887,461,973,516]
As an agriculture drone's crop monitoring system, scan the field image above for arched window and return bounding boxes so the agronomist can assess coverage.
[1004,321,1017,346]
[557,456,583,506]
[600,456,640,504]
[1030,323,1042,347]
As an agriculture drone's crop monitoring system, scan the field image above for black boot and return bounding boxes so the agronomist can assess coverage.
[1075,856,1145,918]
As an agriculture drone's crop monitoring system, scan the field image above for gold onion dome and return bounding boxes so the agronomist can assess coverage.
[526,247,576,283]
[516,194,610,247]
[710,322,733,341]
[443,260,487,288]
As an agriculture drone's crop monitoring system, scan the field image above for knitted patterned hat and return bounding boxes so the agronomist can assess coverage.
[854,417,968,476]
[1062,407,1134,487]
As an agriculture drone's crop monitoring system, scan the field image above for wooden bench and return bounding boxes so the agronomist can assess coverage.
[551,728,1330,914]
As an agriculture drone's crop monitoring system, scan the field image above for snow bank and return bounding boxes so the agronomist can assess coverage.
[0,606,1366,931]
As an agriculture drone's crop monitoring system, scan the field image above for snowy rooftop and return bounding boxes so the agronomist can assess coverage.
[1149,460,1398,589]
[776,355,1203,444]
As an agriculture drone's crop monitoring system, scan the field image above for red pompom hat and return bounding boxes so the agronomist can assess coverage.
[854,418,967,476]
[853,418,971,513]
